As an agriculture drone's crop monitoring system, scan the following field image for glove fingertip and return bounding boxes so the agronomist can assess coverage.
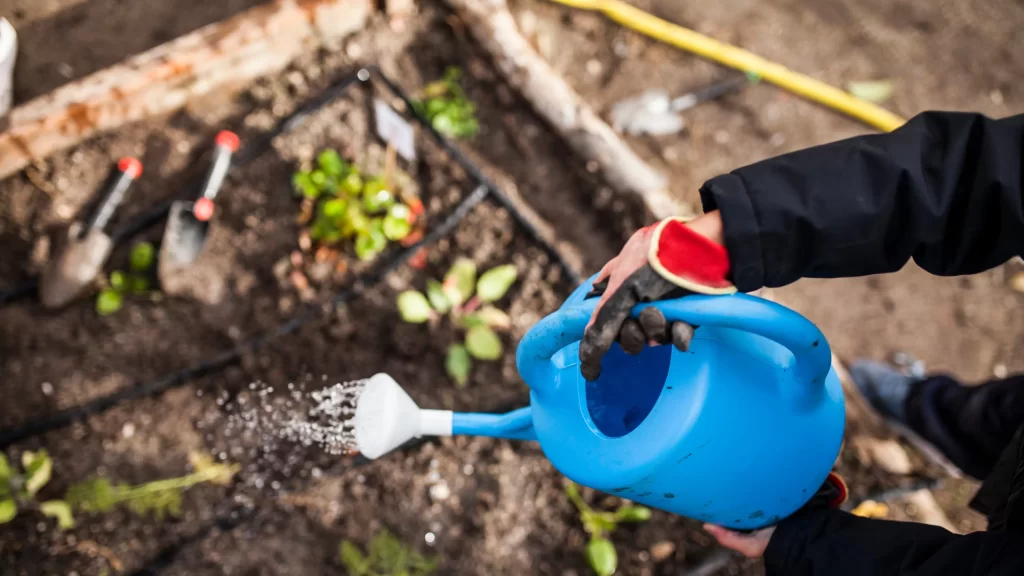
[671,322,695,352]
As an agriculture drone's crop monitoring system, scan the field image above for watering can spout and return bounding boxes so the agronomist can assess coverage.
[353,374,534,460]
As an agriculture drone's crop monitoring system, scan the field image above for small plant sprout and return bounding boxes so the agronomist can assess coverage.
[96,241,157,316]
[0,450,237,531]
[0,450,73,529]
[396,259,517,386]
[565,481,652,576]
[340,528,437,576]
[292,149,423,263]
[412,67,480,139]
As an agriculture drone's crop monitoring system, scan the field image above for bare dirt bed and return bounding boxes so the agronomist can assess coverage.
[2,0,1023,575]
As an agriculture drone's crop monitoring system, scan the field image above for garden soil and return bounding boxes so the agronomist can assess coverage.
[0,0,1022,574]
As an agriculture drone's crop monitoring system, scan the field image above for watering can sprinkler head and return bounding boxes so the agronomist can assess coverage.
[353,374,535,459]
[353,374,453,459]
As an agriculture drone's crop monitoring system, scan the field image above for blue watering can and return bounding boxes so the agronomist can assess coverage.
[354,276,845,529]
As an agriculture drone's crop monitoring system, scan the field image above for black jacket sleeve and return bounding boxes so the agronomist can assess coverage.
[699,112,1024,292]
[764,509,1024,576]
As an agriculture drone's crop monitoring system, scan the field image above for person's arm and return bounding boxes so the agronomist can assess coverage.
[701,111,1024,292]
[762,508,1024,576]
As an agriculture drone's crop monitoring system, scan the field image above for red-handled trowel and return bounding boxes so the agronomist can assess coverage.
[40,158,142,309]
[158,130,238,283]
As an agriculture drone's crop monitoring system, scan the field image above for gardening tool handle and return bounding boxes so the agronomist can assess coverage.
[84,158,141,234]
[517,282,831,399]
[671,75,748,112]
[199,131,238,201]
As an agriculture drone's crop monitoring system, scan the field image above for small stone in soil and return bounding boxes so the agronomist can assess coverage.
[650,541,676,562]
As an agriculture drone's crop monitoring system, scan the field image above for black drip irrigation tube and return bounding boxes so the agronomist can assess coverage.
[0,67,580,448]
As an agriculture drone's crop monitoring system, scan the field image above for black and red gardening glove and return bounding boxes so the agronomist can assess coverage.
[580,216,735,381]
[801,472,849,512]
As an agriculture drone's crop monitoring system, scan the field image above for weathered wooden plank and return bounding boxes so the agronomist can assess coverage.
[0,0,372,180]
[445,0,689,221]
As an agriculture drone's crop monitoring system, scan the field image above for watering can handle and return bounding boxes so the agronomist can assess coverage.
[517,292,832,397]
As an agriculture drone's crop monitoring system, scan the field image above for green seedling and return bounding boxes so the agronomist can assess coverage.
[292,149,421,262]
[340,528,437,576]
[96,241,156,316]
[0,450,237,530]
[396,259,517,386]
[566,481,652,576]
[412,67,480,139]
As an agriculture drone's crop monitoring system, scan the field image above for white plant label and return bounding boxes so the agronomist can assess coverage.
[374,99,416,162]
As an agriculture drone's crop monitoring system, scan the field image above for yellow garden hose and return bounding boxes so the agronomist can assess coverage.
[548,0,906,132]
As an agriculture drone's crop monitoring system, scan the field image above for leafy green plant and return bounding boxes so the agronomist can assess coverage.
[566,481,652,576]
[412,67,480,139]
[96,241,156,316]
[340,528,437,576]
[292,150,423,262]
[0,450,237,530]
[396,259,516,386]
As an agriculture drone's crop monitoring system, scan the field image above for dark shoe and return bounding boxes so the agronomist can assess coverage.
[849,360,918,423]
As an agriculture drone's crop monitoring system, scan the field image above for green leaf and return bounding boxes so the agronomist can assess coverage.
[110,270,127,292]
[322,198,347,219]
[586,537,617,576]
[22,450,52,496]
[446,344,472,387]
[0,454,10,484]
[130,242,155,272]
[311,170,327,189]
[66,478,118,513]
[465,325,502,360]
[383,213,412,241]
[317,149,346,177]
[475,306,511,330]
[341,204,370,238]
[431,113,456,137]
[293,171,320,199]
[476,264,517,303]
[442,258,476,307]
[389,203,412,222]
[397,291,432,324]
[340,541,370,575]
[583,510,618,535]
[362,177,387,198]
[848,80,894,104]
[354,223,388,261]
[369,530,404,568]
[363,187,394,214]
[614,505,652,523]
[96,289,123,316]
[422,80,451,100]
[0,499,15,524]
[425,279,451,314]
[188,452,239,486]
[457,313,485,329]
[450,117,480,139]
[129,274,149,295]
[341,172,364,196]
[565,481,588,513]
[41,500,75,530]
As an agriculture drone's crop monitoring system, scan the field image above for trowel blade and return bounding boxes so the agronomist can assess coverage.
[609,90,683,136]
[159,201,210,275]
[39,228,113,309]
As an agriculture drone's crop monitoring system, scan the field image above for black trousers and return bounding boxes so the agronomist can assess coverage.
[905,374,1024,530]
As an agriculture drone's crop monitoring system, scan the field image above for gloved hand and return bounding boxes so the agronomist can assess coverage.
[579,212,734,381]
